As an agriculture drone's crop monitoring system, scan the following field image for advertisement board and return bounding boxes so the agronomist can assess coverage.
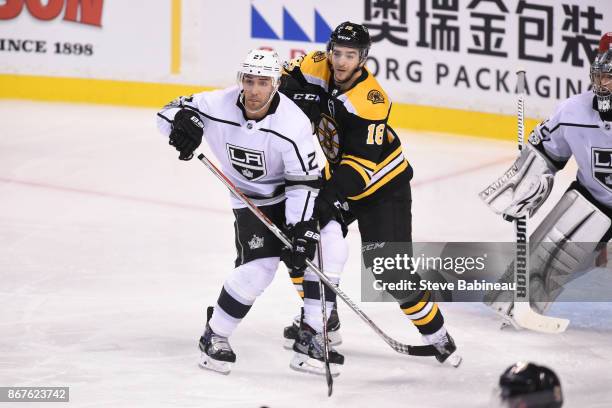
[0,0,172,82]
[200,0,612,118]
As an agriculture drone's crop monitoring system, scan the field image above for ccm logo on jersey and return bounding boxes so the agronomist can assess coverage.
[226,144,267,181]
[292,93,319,101]
[592,148,612,190]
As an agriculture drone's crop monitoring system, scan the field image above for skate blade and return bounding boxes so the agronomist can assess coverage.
[198,353,233,375]
[290,353,341,377]
[283,331,342,350]
[446,354,462,368]
[283,338,295,350]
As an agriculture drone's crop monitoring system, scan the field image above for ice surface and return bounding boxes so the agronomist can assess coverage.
[0,101,610,407]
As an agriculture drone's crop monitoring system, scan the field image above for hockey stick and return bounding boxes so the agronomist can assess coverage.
[510,70,569,334]
[196,153,443,358]
[315,228,333,396]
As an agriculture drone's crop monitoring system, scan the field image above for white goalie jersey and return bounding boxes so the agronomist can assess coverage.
[156,86,320,225]
[529,91,612,209]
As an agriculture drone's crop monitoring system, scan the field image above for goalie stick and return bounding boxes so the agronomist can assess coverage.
[195,152,460,363]
[510,70,569,334]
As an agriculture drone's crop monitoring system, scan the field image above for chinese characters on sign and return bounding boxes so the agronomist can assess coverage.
[363,0,604,67]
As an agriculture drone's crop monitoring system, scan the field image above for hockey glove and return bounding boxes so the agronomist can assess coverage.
[313,187,348,229]
[281,219,320,272]
[479,144,555,222]
[279,75,321,129]
[169,108,204,160]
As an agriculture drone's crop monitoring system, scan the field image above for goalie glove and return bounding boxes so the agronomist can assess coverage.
[479,144,556,221]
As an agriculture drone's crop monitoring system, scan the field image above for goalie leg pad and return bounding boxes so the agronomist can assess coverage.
[485,189,611,317]
[529,189,611,313]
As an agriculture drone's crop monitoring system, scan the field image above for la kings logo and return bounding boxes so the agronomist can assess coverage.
[593,148,612,191]
[226,144,267,181]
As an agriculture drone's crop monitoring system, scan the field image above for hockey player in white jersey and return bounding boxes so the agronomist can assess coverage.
[481,32,612,327]
[156,49,348,375]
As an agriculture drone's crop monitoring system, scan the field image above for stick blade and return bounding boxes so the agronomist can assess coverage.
[512,303,569,334]
[326,366,333,397]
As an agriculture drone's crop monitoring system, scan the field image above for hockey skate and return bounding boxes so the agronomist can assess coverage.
[198,307,236,375]
[422,328,462,367]
[283,305,342,349]
[290,322,344,377]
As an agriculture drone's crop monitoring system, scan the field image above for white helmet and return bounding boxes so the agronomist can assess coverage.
[237,49,282,114]
[238,49,281,85]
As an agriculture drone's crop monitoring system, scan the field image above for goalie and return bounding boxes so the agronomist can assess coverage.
[480,32,612,328]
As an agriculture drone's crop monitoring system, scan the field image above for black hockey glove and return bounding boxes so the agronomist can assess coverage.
[280,75,321,128]
[169,108,204,160]
[313,187,347,229]
[281,219,320,272]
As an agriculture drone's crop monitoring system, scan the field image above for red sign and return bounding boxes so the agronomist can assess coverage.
[0,0,103,27]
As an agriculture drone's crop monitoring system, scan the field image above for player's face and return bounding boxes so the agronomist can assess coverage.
[242,74,275,112]
[593,72,612,95]
[330,46,362,86]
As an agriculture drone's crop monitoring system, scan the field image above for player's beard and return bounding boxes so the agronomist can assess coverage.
[241,89,276,115]
[333,66,362,87]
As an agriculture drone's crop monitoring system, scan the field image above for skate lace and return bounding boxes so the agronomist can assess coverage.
[423,330,449,352]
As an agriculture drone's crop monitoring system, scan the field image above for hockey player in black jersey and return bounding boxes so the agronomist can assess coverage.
[280,22,459,364]
[156,49,348,375]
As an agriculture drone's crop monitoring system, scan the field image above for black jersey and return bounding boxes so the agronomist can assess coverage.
[282,51,412,204]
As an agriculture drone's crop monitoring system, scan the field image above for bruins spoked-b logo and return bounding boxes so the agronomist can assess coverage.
[317,113,341,164]
[226,144,267,181]
[592,148,612,191]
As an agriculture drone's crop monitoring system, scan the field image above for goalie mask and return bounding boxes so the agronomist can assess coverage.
[237,49,282,114]
[590,32,612,113]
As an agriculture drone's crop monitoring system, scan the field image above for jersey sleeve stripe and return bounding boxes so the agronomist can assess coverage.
[340,159,372,184]
[285,177,321,189]
[285,174,320,181]
[549,122,599,134]
[156,112,173,124]
[342,154,377,171]
[184,106,242,127]
[349,159,408,200]
[376,146,403,171]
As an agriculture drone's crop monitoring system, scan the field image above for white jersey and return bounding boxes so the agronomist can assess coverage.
[529,91,612,209]
[157,86,319,225]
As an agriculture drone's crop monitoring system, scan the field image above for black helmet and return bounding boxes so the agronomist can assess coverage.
[499,362,563,408]
[327,21,371,61]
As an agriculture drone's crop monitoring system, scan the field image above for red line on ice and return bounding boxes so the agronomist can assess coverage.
[0,156,512,213]
[0,176,227,214]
